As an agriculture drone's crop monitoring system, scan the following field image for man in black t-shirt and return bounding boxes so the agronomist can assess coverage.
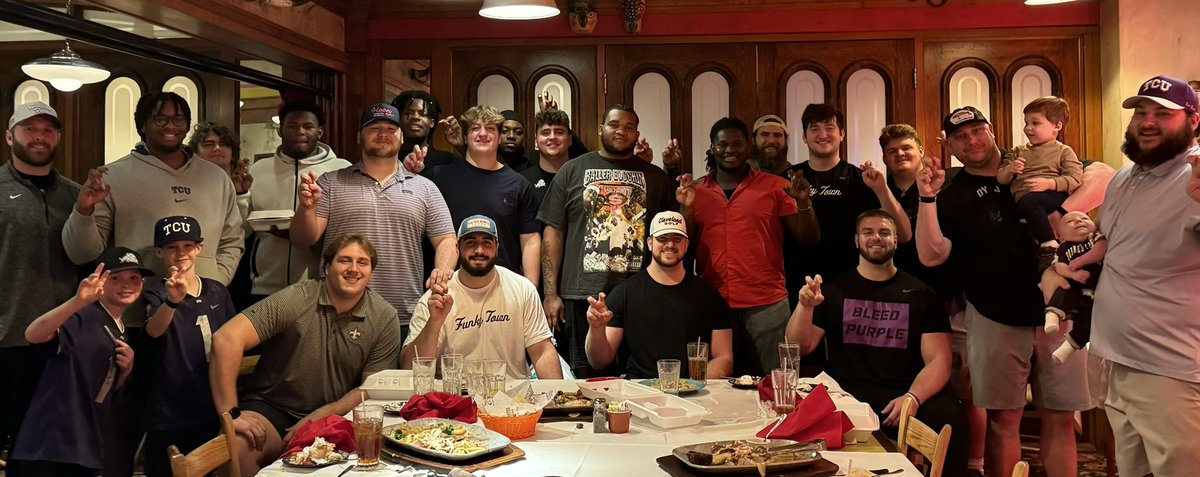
[522,109,575,210]
[391,91,460,169]
[915,107,1089,477]
[584,212,733,379]
[786,209,967,476]
[784,104,911,307]
[425,105,541,283]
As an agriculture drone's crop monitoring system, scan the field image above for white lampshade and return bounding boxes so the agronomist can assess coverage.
[1025,0,1075,4]
[479,0,559,20]
[22,43,111,92]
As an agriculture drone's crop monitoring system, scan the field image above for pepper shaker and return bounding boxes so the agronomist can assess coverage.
[593,397,609,433]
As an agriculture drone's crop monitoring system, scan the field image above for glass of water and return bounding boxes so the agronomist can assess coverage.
[440,353,464,395]
[657,359,681,395]
[413,356,436,395]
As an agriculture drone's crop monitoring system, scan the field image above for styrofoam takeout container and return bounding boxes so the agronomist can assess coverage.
[578,379,663,401]
[626,394,711,428]
[837,400,880,443]
[361,369,415,400]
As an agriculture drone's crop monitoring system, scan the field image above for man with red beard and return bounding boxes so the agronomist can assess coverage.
[0,101,81,462]
[209,234,400,476]
[291,103,456,330]
[538,105,676,377]
[1091,75,1200,477]
[584,211,734,379]
[786,209,967,476]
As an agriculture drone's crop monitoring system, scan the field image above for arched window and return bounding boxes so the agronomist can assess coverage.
[690,71,729,175]
[845,68,888,173]
[162,76,199,144]
[947,67,992,167]
[477,74,515,111]
[1009,64,1053,149]
[632,72,671,168]
[533,73,573,124]
[105,77,141,164]
[14,80,51,108]
[785,70,825,165]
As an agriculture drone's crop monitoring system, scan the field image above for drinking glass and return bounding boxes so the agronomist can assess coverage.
[771,368,798,415]
[441,353,464,395]
[353,404,383,469]
[466,359,486,397]
[778,342,801,374]
[483,359,508,398]
[687,342,709,381]
[413,356,436,395]
[657,359,681,395]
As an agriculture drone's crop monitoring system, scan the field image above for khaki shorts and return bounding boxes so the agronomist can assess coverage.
[1105,362,1200,477]
[965,301,1091,411]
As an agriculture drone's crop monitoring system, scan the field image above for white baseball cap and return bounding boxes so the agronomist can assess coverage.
[649,211,687,238]
[9,101,62,130]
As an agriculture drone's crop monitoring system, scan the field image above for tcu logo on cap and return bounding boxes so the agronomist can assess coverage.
[162,220,191,236]
[119,253,138,264]
[1141,78,1174,93]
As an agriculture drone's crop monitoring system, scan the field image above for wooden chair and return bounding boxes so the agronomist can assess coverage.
[897,397,952,477]
[1012,460,1030,477]
[168,411,241,477]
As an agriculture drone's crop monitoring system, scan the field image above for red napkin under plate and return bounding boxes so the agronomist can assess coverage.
[400,391,478,423]
[756,384,855,449]
[285,414,357,456]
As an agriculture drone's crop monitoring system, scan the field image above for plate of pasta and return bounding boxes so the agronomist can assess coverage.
[383,418,510,461]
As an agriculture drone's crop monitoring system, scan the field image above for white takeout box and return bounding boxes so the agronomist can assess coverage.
[246,210,295,232]
[361,369,415,400]
[578,379,663,401]
[626,394,711,428]
[836,399,880,443]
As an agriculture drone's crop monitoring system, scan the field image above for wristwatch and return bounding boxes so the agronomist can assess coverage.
[918,195,937,203]
[228,407,242,419]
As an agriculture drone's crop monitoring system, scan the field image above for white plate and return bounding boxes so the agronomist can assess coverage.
[383,418,510,461]
[671,439,823,474]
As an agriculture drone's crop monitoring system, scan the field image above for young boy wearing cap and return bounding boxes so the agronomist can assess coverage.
[140,216,236,477]
[8,248,145,477]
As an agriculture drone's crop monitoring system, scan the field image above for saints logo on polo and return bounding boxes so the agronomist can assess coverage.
[348,328,362,340]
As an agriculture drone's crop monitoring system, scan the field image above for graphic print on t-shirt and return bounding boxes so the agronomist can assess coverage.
[582,169,648,273]
[842,299,910,349]
[452,309,512,331]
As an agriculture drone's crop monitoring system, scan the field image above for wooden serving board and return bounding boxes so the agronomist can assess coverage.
[656,455,839,477]
[381,442,525,472]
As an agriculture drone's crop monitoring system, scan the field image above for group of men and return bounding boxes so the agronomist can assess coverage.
[1,71,1198,477]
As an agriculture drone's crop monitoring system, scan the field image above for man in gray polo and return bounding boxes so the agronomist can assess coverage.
[290,103,457,328]
[1092,75,1200,477]
[210,234,400,476]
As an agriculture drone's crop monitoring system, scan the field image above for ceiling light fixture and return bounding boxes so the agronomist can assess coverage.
[479,0,560,20]
[21,0,110,92]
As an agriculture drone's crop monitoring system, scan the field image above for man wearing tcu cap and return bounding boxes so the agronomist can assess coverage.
[0,101,82,460]
[290,103,456,329]
[1090,75,1200,477]
[915,106,1088,477]
[140,216,235,477]
[749,114,793,176]
[401,215,562,379]
[584,211,734,379]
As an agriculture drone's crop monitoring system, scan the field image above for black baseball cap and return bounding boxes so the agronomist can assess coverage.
[360,103,401,130]
[154,216,203,247]
[942,106,990,138]
[97,247,155,277]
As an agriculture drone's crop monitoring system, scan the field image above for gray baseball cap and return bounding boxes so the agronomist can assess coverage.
[9,101,62,130]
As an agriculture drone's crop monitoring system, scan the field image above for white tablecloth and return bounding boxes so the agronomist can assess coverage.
[256,380,921,476]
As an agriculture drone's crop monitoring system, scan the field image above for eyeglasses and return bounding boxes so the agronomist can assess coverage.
[151,115,188,127]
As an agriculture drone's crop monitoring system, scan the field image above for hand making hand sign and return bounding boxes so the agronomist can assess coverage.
[586,292,614,328]
[297,171,322,209]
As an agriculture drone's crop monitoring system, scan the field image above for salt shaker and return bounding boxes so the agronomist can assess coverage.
[593,397,609,433]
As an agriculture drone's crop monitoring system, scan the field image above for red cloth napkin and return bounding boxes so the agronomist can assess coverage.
[284,415,357,456]
[400,391,478,422]
[756,384,856,449]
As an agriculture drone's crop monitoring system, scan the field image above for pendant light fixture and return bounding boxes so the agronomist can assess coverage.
[21,0,111,92]
[479,0,560,20]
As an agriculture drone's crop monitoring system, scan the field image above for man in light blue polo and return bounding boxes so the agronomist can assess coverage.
[1092,74,1200,477]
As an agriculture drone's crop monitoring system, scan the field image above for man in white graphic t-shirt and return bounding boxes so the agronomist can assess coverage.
[402,215,563,379]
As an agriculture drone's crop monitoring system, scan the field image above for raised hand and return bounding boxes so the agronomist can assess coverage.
[163,265,188,304]
[661,139,682,168]
[76,167,110,215]
[426,268,453,293]
[1187,155,1199,203]
[404,145,427,174]
[634,137,653,163]
[76,263,109,303]
[585,292,613,328]
[861,160,887,193]
[1025,177,1056,193]
[784,169,812,202]
[297,171,322,209]
[428,288,455,323]
[798,275,824,308]
[439,116,464,149]
[676,173,696,209]
[233,159,254,195]
[917,156,946,197]
[538,93,559,112]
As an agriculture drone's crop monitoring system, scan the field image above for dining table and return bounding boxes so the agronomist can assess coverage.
[255,378,923,476]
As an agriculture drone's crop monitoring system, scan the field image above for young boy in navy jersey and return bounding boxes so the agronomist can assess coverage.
[140,216,236,477]
[8,248,145,477]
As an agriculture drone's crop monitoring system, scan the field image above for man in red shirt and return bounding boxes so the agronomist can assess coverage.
[677,117,819,375]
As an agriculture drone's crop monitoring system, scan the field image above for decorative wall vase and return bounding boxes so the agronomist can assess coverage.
[622,0,645,34]
[569,0,597,35]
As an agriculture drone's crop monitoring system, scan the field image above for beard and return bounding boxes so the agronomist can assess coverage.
[600,133,635,157]
[11,140,56,168]
[459,254,496,277]
[858,244,896,265]
[364,141,400,159]
[1121,126,1196,167]
[652,249,683,268]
